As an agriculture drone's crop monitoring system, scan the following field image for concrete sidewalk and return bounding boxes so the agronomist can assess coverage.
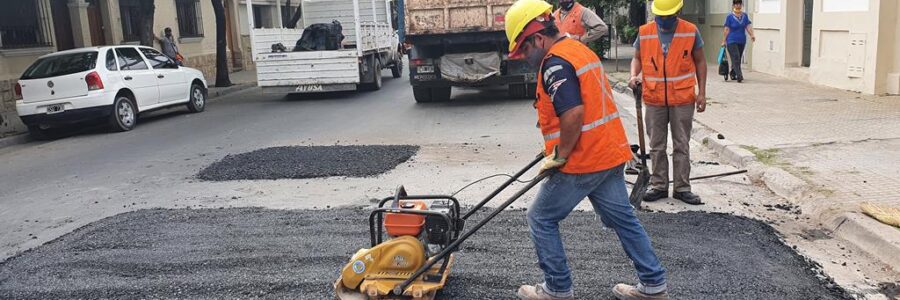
[608,66,900,270]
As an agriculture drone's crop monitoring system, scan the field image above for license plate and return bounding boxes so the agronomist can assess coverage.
[417,65,435,74]
[295,84,324,92]
[46,104,65,114]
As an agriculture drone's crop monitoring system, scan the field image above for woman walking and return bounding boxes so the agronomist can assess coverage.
[722,0,755,82]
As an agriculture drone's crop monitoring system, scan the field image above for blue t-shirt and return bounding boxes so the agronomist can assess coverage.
[540,56,582,116]
[725,13,751,44]
[633,23,704,56]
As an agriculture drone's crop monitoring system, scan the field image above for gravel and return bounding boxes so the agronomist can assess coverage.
[197,145,419,181]
[0,208,848,300]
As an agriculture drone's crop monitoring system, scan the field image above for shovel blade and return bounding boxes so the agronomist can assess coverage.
[629,169,650,209]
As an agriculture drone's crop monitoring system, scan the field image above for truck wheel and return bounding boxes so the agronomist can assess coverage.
[413,87,433,103]
[524,83,537,99]
[508,84,526,99]
[361,58,383,91]
[391,59,403,78]
[431,87,451,102]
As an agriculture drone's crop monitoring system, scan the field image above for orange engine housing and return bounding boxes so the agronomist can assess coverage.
[384,201,427,237]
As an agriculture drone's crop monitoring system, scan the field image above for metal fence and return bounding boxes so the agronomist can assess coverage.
[0,0,53,49]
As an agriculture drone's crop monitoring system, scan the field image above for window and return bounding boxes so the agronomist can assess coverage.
[115,47,149,70]
[119,0,142,42]
[176,0,203,37]
[139,48,178,69]
[0,1,53,49]
[106,49,118,71]
[21,52,98,80]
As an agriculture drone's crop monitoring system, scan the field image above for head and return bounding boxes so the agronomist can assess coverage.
[505,0,559,67]
[164,27,172,37]
[559,0,575,11]
[651,0,683,30]
[732,0,743,12]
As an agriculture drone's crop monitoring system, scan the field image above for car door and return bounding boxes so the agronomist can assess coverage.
[114,47,159,108]
[139,47,186,103]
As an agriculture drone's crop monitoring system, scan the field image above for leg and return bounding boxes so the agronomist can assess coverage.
[670,104,694,193]
[586,166,667,290]
[526,172,596,296]
[644,105,670,192]
[735,43,746,80]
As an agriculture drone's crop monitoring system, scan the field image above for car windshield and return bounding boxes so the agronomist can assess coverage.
[21,51,98,80]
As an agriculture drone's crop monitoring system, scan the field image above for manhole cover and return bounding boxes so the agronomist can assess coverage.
[198,145,418,181]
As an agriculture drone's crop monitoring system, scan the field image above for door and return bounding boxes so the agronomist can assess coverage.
[115,47,159,108]
[50,0,75,50]
[139,48,187,103]
[801,0,813,67]
[86,0,106,46]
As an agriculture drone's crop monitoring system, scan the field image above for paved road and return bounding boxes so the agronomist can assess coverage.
[0,208,847,300]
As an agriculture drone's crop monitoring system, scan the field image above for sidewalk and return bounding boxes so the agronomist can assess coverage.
[206,69,257,99]
[608,66,900,268]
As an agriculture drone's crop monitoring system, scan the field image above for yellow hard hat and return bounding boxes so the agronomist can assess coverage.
[505,0,553,55]
[652,0,683,16]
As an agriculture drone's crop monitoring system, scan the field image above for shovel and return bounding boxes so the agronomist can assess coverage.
[628,83,650,209]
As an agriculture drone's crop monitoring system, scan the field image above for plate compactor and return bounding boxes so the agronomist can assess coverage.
[335,154,549,300]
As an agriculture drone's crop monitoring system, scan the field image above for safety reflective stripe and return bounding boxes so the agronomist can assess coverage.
[543,112,621,141]
[673,32,695,38]
[644,72,696,82]
[576,61,603,76]
[639,34,658,40]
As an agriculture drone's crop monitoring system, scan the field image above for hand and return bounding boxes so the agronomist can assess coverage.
[628,76,642,89]
[696,93,707,113]
[751,36,756,42]
[540,145,567,173]
[721,41,726,47]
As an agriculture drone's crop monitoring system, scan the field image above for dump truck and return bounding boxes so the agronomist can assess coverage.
[400,0,537,102]
[246,0,403,94]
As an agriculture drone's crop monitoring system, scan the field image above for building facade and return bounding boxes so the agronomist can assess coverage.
[0,0,302,136]
[681,0,900,96]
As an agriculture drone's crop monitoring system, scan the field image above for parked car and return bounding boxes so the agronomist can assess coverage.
[14,46,208,139]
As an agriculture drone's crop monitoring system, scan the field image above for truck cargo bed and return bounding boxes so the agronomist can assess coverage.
[404,0,514,36]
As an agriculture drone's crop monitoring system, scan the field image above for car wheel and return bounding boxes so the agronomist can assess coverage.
[109,95,137,132]
[187,83,206,113]
[391,59,403,79]
[27,125,51,140]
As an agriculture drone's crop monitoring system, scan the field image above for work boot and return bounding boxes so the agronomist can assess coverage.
[673,191,703,205]
[643,189,668,202]
[612,284,668,300]
[516,283,573,300]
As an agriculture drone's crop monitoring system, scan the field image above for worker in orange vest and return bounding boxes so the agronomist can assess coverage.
[629,0,708,206]
[553,0,608,44]
[506,0,668,299]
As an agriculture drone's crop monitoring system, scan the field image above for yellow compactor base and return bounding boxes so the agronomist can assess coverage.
[335,254,454,300]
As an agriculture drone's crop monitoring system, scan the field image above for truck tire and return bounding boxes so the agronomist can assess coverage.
[508,84,536,99]
[431,87,451,102]
[391,59,403,79]
[360,57,383,91]
[413,86,433,102]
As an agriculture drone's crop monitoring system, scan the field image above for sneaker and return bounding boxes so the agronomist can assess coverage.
[516,283,573,300]
[612,284,669,300]
[673,191,703,205]
[643,189,668,202]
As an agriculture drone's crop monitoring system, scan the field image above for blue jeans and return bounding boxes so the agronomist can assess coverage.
[527,165,667,296]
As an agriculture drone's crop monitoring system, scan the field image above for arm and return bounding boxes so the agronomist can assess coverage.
[692,47,707,112]
[556,105,585,158]
[629,56,642,88]
[722,27,730,46]
[746,25,756,42]
[579,9,608,44]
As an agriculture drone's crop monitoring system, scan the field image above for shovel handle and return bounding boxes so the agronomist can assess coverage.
[633,83,648,162]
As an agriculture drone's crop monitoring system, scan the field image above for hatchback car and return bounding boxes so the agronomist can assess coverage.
[14,46,207,138]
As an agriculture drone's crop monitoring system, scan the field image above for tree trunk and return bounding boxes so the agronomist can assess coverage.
[287,5,302,28]
[211,0,232,87]
[138,1,156,46]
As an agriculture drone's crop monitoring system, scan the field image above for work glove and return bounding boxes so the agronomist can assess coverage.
[540,145,567,173]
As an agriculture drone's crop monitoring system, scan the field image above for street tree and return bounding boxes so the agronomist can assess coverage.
[138,0,156,46]
[211,0,232,87]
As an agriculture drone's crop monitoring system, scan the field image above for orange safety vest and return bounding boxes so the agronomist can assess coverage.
[554,3,586,38]
[535,38,633,174]
[638,18,698,106]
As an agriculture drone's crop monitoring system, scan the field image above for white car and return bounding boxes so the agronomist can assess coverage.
[14,46,207,138]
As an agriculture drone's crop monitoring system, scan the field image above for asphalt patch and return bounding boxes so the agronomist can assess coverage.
[0,208,848,300]
[197,145,418,181]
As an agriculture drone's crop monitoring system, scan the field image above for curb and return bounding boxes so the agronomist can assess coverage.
[207,83,256,101]
[610,78,900,269]
[0,133,29,149]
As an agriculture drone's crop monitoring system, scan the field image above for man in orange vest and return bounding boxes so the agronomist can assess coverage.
[506,0,668,299]
[629,0,707,205]
[553,0,608,44]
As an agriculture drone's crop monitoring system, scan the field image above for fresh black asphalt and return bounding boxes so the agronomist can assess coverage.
[0,208,848,300]
[197,145,419,181]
